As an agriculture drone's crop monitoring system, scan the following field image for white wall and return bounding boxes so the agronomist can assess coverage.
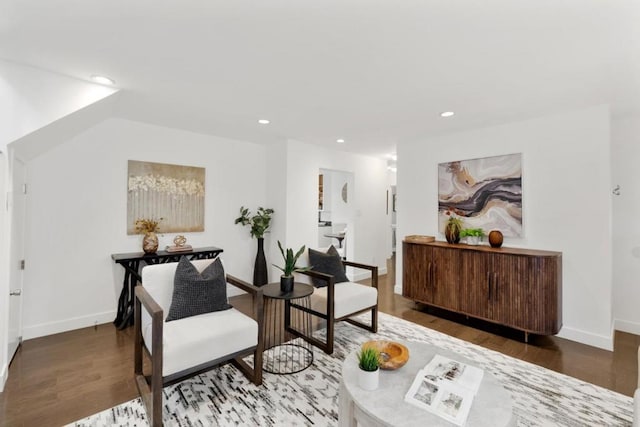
[0,61,117,391]
[276,140,389,280]
[21,118,267,339]
[0,60,117,149]
[612,114,640,335]
[397,105,613,350]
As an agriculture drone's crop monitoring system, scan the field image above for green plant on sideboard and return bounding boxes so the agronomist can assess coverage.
[460,228,485,238]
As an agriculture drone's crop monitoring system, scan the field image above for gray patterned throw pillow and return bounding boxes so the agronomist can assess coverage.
[308,245,349,288]
[166,256,232,322]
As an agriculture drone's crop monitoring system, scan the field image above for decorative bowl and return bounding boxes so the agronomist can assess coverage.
[361,340,409,370]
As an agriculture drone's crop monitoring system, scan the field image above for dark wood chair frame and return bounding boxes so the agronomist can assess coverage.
[134,274,264,427]
[290,260,378,354]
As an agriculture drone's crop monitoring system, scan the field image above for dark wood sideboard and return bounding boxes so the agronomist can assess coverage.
[402,240,562,341]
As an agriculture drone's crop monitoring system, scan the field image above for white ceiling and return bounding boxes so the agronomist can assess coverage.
[1,0,638,157]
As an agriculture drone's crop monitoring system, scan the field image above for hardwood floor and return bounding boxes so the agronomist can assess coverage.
[1,258,638,426]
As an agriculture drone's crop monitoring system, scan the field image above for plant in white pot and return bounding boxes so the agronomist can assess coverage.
[460,228,485,245]
[357,346,381,391]
[273,241,310,293]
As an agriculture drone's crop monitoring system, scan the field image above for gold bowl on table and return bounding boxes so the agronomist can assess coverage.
[361,340,410,370]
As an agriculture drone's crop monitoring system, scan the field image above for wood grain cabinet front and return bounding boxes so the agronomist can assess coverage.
[403,240,562,340]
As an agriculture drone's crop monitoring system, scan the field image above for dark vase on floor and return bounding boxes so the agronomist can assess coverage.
[280,275,294,293]
[253,237,268,286]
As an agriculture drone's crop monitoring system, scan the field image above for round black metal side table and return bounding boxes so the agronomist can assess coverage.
[262,282,314,374]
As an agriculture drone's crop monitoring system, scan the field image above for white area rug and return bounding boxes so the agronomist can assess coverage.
[68,312,633,426]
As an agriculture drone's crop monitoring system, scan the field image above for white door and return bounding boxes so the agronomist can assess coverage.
[8,157,26,363]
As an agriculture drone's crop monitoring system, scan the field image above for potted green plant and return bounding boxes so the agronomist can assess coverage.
[235,206,274,286]
[357,346,381,391]
[444,213,463,244]
[273,241,311,293]
[460,228,485,245]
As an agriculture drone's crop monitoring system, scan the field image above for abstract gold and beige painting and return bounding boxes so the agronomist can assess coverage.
[127,160,205,234]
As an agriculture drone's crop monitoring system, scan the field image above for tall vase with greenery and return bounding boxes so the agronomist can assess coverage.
[235,206,274,286]
[273,241,310,293]
[444,212,463,244]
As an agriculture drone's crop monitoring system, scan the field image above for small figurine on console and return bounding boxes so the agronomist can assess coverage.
[166,235,193,252]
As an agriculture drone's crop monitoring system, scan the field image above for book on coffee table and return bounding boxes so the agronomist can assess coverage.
[404,354,484,426]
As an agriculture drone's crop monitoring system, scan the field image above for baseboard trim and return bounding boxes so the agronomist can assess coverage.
[614,318,640,336]
[557,325,613,351]
[0,362,7,392]
[352,266,387,282]
[389,285,614,350]
[22,310,117,340]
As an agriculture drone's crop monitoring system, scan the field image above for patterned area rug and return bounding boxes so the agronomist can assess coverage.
[68,312,633,426]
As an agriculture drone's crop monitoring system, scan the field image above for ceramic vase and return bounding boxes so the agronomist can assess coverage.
[445,223,461,244]
[280,275,294,293]
[489,230,504,248]
[142,232,159,254]
[253,237,268,286]
[467,235,481,245]
[358,368,379,391]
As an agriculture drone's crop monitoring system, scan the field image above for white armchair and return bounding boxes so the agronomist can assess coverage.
[134,258,264,427]
[293,249,378,355]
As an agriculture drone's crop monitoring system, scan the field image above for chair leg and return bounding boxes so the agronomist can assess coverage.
[344,305,378,333]
[151,378,162,427]
[253,347,263,385]
[371,306,378,332]
[231,350,263,386]
[326,315,335,354]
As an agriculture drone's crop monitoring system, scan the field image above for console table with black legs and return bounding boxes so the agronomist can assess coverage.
[111,246,223,329]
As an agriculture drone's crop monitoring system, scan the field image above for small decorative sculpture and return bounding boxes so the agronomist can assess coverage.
[173,235,187,247]
[165,235,192,252]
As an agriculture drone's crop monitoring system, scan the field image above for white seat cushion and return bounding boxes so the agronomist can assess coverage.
[143,307,258,377]
[310,282,377,319]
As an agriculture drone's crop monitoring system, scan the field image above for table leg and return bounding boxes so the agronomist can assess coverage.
[113,269,130,327]
[263,295,314,374]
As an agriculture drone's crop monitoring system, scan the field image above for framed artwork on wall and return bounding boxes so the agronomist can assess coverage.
[127,160,205,234]
[438,153,522,237]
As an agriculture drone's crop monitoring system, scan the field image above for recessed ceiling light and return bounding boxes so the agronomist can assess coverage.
[390,154,397,161]
[336,139,345,143]
[440,111,455,118]
[91,74,115,85]
[258,119,270,125]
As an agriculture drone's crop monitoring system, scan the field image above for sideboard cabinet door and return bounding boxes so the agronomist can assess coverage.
[460,250,491,320]
[431,246,461,311]
[402,242,432,304]
[402,240,562,337]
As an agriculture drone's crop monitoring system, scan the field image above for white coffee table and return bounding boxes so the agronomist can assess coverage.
[338,341,515,427]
